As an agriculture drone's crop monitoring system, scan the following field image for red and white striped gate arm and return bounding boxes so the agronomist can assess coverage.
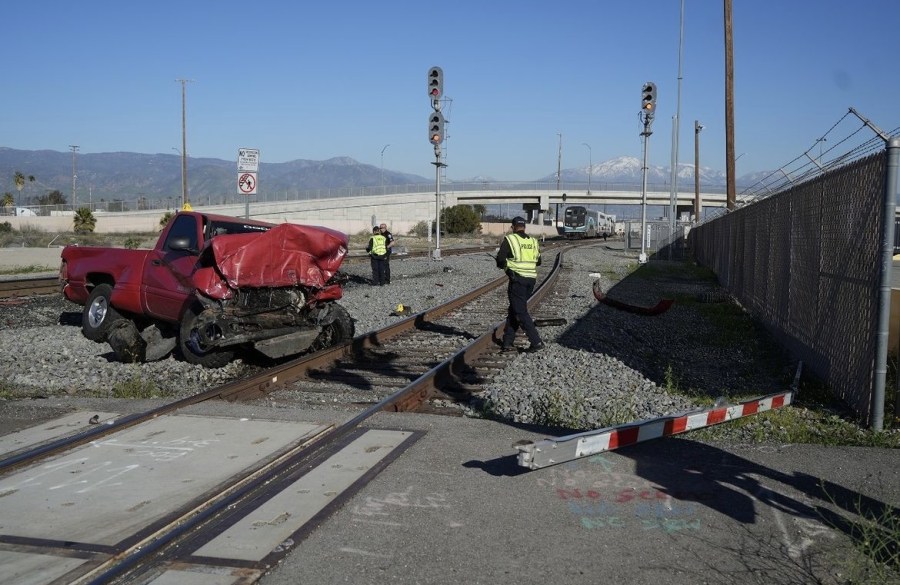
[515,390,794,470]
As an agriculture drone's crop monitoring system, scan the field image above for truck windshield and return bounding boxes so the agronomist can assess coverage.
[208,221,271,238]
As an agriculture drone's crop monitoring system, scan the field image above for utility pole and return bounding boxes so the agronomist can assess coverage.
[582,142,592,195]
[380,144,390,195]
[669,0,685,257]
[556,133,562,192]
[694,121,703,222]
[724,0,736,210]
[69,145,79,210]
[176,78,194,210]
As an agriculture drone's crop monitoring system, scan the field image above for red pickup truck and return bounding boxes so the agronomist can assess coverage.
[60,211,354,368]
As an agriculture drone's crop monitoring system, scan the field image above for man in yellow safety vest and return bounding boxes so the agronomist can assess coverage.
[366,226,389,286]
[495,216,543,352]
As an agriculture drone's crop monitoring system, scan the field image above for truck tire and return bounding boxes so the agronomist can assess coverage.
[179,304,235,369]
[310,303,355,352]
[82,284,124,342]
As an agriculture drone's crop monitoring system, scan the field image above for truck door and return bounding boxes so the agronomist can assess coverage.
[142,214,202,322]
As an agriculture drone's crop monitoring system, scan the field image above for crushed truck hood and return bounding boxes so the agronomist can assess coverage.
[193,223,348,297]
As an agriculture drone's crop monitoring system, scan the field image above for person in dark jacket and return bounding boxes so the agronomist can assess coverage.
[366,226,389,286]
[380,223,395,284]
[495,216,543,352]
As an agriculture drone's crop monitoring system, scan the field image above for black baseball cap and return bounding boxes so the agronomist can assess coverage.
[511,216,526,227]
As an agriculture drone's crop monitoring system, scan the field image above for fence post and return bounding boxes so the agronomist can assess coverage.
[875,138,900,430]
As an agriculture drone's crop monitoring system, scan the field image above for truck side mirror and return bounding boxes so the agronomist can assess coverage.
[168,236,197,253]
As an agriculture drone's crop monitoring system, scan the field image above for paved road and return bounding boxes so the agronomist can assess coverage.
[259,408,899,585]
[1,402,897,585]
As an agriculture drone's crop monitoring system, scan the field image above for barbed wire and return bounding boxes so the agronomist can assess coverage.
[734,108,898,207]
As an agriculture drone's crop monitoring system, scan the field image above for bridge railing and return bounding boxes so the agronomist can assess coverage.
[3,180,732,217]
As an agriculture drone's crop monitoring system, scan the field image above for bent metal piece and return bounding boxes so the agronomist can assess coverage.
[592,279,673,316]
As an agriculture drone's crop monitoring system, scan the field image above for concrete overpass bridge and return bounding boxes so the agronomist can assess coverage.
[441,180,729,223]
[440,180,729,207]
[4,181,732,235]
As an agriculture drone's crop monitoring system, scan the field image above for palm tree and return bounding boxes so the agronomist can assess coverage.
[13,172,35,206]
[1,192,13,209]
[73,208,96,233]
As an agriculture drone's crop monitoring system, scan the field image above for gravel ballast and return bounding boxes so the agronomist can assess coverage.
[0,242,790,435]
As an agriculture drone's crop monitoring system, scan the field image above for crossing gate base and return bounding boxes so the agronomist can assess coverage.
[514,390,794,470]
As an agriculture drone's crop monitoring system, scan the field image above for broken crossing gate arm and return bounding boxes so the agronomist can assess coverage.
[591,279,674,315]
[514,390,794,470]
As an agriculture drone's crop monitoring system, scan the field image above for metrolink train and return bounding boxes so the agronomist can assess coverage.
[562,205,614,239]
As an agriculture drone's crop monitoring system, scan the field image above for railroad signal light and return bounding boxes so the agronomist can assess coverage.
[428,111,445,145]
[427,66,443,101]
[641,82,657,114]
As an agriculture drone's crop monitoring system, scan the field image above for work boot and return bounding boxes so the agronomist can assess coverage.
[524,342,544,353]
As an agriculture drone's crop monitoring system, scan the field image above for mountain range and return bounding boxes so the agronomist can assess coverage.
[545,156,769,188]
[0,147,764,204]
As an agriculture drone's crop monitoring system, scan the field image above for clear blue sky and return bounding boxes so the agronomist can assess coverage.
[5,0,899,181]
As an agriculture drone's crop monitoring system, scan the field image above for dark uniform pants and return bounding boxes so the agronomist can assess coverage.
[502,273,541,346]
[370,256,388,285]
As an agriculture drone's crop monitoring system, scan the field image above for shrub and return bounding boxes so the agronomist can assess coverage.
[408,220,430,237]
[159,211,175,229]
[441,205,482,234]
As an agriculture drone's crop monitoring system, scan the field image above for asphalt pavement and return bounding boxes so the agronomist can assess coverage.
[1,392,897,584]
[259,408,899,585]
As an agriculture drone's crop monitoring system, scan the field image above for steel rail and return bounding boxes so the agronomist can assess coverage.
[0,276,59,298]
[0,247,563,472]
[380,250,565,411]
[74,248,568,585]
[216,272,509,401]
[4,246,571,584]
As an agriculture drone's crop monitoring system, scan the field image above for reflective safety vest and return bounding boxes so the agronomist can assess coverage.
[370,234,387,256]
[504,233,539,278]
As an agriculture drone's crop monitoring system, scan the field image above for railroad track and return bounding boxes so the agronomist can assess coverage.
[0,244,579,585]
[0,276,59,298]
[0,242,566,301]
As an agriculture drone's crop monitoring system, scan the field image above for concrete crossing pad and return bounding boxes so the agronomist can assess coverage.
[0,414,328,545]
[192,428,413,562]
[0,412,416,585]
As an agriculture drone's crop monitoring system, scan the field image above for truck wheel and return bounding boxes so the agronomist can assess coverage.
[178,304,234,369]
[82,284,123,342]
[310,304,355,352]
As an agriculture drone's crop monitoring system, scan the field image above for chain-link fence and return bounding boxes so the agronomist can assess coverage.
[624,220,692,261]
[689,151,891,427]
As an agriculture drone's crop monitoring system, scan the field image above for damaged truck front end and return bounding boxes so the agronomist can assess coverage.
[184,275,353,362]
[181,222,355,368]
[110,222,355,369]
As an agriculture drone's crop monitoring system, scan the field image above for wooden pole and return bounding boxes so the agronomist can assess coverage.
[724,0,735,210]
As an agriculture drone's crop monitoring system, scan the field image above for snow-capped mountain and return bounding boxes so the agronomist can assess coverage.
[543,155,744,187]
